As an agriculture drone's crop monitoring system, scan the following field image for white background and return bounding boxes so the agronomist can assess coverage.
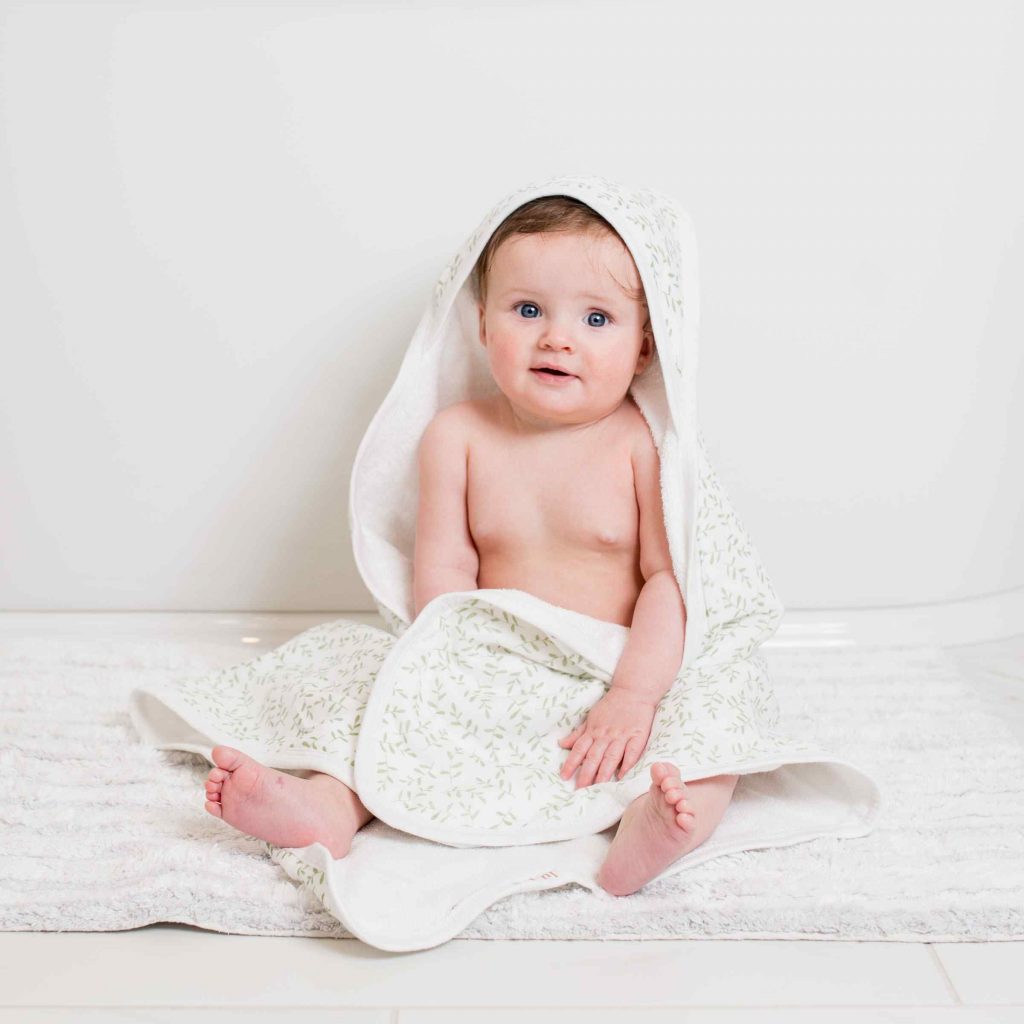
[1,0,1021,612]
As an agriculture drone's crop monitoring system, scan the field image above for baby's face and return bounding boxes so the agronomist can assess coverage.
[477,230,654,431]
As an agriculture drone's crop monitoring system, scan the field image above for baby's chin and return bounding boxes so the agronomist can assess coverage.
[497,388,632,431]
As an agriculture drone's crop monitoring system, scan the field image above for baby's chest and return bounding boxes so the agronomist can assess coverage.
[467,441,639,554]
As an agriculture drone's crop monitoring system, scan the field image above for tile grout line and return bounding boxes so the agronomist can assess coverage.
[927,942,963,1005]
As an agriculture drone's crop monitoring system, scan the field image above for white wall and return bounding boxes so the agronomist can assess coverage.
[1,0,1021,612]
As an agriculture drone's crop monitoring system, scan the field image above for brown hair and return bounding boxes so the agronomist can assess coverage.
[471,195,648,323]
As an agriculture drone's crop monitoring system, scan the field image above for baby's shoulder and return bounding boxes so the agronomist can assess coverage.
[440,396,507,436]
[420,399,500,458]
[618,396,658,462]
[419,401,475,459]
[425,398,484,434]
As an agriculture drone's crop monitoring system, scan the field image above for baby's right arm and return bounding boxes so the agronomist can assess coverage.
[413,403,480,619]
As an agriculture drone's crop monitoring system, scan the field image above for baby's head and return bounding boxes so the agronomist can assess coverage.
[472,196,655,431]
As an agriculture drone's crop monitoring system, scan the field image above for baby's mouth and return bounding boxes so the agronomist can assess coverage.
[531,367,576,378]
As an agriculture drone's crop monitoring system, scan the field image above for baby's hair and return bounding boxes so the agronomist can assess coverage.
[472,195,648,321]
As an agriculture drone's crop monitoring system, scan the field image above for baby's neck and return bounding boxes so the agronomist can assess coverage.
[497,394,625,437]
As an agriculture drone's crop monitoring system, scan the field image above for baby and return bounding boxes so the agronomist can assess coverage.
[203,196,739,897]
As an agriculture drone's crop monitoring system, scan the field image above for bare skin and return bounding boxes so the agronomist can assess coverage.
[204,747,373,859]
[467,395,646,627]
[203,396,737,894]
[203,229,739,895]
[596,763,740,897]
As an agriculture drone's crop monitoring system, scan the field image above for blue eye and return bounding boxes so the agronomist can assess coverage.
[513,303,611,326]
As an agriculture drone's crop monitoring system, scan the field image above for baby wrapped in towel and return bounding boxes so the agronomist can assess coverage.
[132,175,880,947]
[203,195,739,897]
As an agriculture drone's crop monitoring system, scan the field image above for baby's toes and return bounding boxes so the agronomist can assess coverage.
[662,785,694,825]
[211,745,245,773]
[205,778,222,802]
[662,785,686,804]
[673,789,695,829]
[204,798,223,818]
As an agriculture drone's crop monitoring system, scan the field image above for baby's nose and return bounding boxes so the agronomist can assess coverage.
[540,327,575,349]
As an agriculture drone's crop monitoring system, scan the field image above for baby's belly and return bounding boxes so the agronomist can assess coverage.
[476,549,644,628]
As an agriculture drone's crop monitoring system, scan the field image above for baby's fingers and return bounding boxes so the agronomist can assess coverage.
[593,740,626,784]
[576,739,614,789]
[559,734,593,780]
[617,736,648,780]
[558,728,581,749]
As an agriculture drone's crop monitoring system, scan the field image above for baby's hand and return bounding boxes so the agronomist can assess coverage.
[557,689,657,788]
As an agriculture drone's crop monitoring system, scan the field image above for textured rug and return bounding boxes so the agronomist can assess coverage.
[1,632,1022,941]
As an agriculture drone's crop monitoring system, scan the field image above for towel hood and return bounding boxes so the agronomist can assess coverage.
[348,173,783,671]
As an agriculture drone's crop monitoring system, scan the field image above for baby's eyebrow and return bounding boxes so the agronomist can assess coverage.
[497,288,618,305]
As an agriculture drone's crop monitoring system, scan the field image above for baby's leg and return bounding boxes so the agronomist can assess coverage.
[597,764,739,897]
[204,747,373,859]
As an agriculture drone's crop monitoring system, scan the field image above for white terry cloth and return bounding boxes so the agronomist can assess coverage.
[129,173,881,951]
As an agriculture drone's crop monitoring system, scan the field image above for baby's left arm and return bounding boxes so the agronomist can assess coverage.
[557,429,686,787]
[610,428,687,706]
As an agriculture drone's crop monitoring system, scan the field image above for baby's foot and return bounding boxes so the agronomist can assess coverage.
[596,762,738,897]
[203,746,368,859]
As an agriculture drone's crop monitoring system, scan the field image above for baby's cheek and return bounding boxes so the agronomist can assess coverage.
[487,344,520,378]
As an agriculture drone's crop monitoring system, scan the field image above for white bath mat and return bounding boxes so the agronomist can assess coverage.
[1,636,1021,940]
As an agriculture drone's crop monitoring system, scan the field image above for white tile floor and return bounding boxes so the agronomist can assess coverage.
[1,610,1022,1019]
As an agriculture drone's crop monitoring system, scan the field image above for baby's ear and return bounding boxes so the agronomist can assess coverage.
[635,326,655,374]
[477,302,487,346]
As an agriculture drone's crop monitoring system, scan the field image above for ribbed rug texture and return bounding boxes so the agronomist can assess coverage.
[1,635,1022,940]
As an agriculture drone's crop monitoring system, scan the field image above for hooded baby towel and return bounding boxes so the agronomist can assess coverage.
[129,173,881,950]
